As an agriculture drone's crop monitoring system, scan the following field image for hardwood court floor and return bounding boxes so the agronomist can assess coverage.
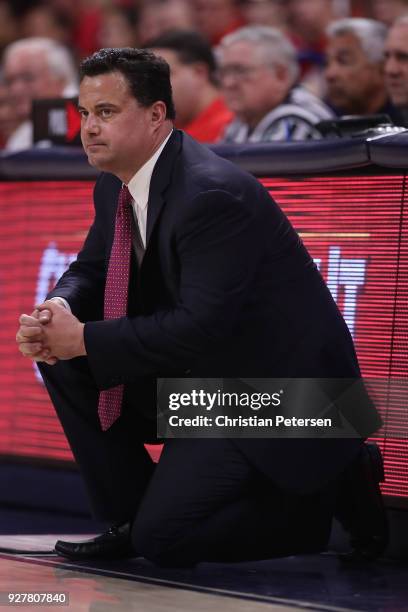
[0,535,407,612]
[0,556,309,612]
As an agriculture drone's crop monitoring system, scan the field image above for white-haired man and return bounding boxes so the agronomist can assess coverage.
[218,25,334,143]
[3,37,78,151]
[324,18,397,119]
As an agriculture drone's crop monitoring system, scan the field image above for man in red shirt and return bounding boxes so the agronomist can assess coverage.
[146,30,233,142]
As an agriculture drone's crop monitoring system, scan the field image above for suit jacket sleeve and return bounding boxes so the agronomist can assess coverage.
[84,189,265,389]
[47,175,106,321]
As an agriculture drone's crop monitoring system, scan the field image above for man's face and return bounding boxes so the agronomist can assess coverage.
[289,0,332,31]
[194,0,237,40]
[79,71,157,183]
[384,23,408,107]
[151,48,204,126]
[4,49,66,121]
[372,0,408,26]
[219,40,290,127]
[325,33,385,114]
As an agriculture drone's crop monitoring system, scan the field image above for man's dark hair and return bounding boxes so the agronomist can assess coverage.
[144,30,218,85]
[80,47,176,120]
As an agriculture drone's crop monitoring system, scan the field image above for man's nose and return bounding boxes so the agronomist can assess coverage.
[385,56,401,76]
[324,62,339,82]
[83,114,100,134]
[219,72,240,90]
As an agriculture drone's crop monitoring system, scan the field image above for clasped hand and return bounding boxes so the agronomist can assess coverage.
[16,301,86,364]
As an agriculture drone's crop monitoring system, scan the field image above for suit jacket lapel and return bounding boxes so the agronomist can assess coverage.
[146,129,182,246]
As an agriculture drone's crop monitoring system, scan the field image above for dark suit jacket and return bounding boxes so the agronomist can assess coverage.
[49,129,381,492]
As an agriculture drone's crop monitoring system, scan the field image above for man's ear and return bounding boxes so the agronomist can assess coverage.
[275,63,289,83]
[192,61,210,81]
[151,100,168,125]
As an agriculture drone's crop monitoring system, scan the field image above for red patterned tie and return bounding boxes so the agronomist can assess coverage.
[98,185,134,431]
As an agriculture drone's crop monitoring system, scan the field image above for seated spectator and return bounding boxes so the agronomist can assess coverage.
[0,1,19,55]
[324,18,397,119]
[19,1,73,46]
[384,16,408,125]
[146,30,233,142]
[240,0,289,31]
[98,5,139,49]
[71,2,103,58]
[372,0,408,27]
[218,25,334,143]
[3,37,78,151]
[137,0,196,47]
[288,0,337,95]
[193,0,245,46]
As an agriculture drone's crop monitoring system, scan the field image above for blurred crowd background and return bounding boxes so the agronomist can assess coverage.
[1,0,408,150]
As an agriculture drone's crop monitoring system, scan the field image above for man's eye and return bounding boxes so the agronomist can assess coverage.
[100,109,112,118]
[79,110,88,118]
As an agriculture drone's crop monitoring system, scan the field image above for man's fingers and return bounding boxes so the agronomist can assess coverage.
[18,344,56,364]
[44,356,58,366]
[16,326,43,342]
[31,355,55,363]
[38,309,52,323]
[18,341,44,356]
[21,310,52,324]
[31,349,57,364]
[16,311,56,362]
[36,301,60,313]
[36,349,57,364]
[19,314,43,326]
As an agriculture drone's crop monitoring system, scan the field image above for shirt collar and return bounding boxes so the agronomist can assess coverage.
[127,129,173,210]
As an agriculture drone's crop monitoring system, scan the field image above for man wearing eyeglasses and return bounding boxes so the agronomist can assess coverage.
[2,37,78,151]
[219,25,333,143]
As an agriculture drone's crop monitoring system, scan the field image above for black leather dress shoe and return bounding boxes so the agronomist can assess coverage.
[335,442,389,562]
[54,521,134,560]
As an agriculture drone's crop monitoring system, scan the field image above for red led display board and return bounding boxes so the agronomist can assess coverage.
[263,176,408,501]
[0,182,93,462]
[0,177,407,500]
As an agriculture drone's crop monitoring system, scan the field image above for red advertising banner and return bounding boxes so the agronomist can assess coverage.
[0,181,92,461]
[0,177,407,499]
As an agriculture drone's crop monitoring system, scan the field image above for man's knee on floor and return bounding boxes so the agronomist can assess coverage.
[131,517,197,567]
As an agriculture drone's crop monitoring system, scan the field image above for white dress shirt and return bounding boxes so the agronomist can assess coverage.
[127,130,172,247]
[52,129,173,311]
[5,121,33,152]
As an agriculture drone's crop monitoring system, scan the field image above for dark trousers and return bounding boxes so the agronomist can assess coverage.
[39,359,337,567]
